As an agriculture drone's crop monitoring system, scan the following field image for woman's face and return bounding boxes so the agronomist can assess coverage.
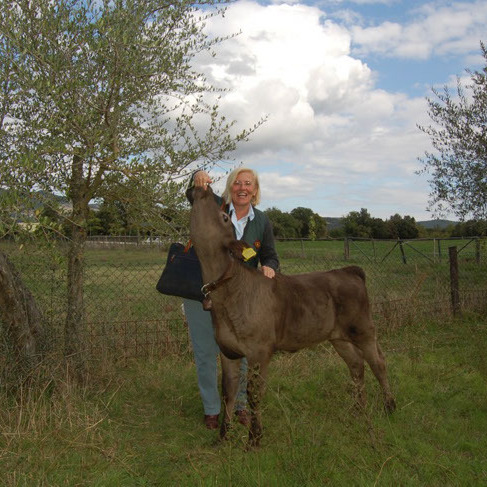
[231,170,257,208]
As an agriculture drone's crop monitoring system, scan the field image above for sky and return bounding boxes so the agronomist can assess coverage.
[191,0,486,221]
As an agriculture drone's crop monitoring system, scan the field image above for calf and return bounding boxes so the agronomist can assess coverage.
[190,186,396,447]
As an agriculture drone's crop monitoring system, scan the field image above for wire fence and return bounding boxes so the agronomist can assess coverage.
[1,237,487,363]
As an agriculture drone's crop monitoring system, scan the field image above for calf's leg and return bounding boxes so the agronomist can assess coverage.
[246,356,271,448]
[330,339,366,409]
[220,355,241,440]
[357,339,396,413]
[356,336,396,413]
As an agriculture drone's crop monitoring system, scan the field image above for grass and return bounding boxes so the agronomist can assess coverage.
[1,239,486,484]
[6,237,484,304]
[1,314,487,486]
[2,238,487,362]
[81,241,486,333]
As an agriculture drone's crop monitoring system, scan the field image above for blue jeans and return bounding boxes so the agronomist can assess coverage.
[183,299,247,415]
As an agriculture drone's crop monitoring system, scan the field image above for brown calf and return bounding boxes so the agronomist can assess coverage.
[190,186,396,447]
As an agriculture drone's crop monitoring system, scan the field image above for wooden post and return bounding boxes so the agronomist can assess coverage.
[344,238,350,261]
[449,246,461,316]
[476,238,480,265]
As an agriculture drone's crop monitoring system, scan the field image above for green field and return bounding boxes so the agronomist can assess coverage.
[1,316,486,485]
[1,238,486,361]
[1,240,487,485]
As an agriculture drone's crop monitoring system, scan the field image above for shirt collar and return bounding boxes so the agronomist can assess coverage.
[229,202,255,221]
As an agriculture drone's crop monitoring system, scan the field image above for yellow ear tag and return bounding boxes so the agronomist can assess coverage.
[242,247,257,261]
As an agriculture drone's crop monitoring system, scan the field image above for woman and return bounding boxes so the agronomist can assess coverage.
[184,167,280,429]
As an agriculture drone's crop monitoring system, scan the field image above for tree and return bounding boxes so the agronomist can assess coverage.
[290,207,327,239]
[0,0,256,378]
[92,200,129,236]
[369,217,389,239]
[342,209,420,239]
[264,207,301,238]
[418,41,487,220]
[342,208,374,238]
[0,251,46,382]
[386,214,419,239]
[451,219,487,237]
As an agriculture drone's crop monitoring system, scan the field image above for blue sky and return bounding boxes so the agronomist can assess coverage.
[193,0,486,221]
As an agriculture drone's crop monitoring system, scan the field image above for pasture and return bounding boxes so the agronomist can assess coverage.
[1,237,486,359]
[1,239,486,485]
[1,316,486,485]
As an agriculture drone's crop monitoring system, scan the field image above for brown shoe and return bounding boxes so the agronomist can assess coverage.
[204,414,219,430]
[235,409,250,427]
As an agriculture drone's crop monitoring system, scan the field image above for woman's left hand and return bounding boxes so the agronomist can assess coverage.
[261,266,276,279]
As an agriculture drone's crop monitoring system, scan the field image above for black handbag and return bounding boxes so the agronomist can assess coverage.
[156,242,204,301]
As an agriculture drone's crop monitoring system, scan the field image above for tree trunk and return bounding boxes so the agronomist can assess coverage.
[0,251,45,381]
[65,154,89,382]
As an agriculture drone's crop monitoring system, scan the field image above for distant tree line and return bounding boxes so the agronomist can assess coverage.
[81,202,486,240]
[449,220,487,238]
[4,189,486,242]
[13,193,486,241]
[263,207,420,240]
[263,207,327,239]
[264,207,486,240]
[330,209,419,239]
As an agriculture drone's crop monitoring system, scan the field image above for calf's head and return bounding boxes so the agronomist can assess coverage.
[190,186,248,260]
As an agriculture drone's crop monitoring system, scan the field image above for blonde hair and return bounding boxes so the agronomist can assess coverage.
[222,167,261,206]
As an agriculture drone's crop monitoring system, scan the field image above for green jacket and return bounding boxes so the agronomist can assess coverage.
[186,180,280,272]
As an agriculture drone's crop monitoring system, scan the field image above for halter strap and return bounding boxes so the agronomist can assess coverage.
[200,259,235,299]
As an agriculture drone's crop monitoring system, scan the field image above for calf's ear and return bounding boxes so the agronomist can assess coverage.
[227,241,258,262]
[227,240,248,260]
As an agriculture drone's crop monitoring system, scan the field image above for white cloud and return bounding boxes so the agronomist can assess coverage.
[351,0,487,60]
[189,1,482,220]
[317,0,397,4]
[198,2,376,150]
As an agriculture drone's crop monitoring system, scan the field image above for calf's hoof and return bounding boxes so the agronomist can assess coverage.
[235,409,250,427]
[385,397,396,414]
[247,427,262,450]
[219,420,232,440]
[245,437,261,451]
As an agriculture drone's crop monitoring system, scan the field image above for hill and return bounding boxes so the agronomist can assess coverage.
[324,217,343,230]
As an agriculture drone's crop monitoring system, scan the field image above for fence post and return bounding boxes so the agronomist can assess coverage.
[449,246,461,316]
[344,238,350,261]
[399,240,407,264]
[476,238,480,265]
